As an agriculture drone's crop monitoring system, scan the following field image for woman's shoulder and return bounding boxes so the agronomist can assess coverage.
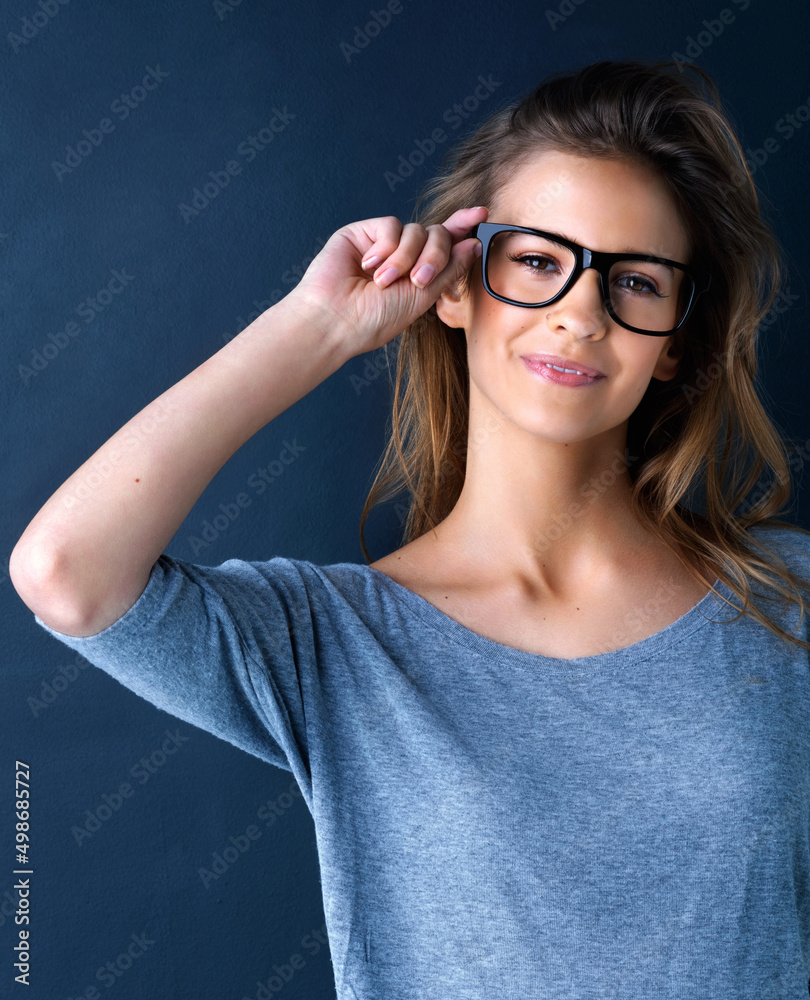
[368,542,423,580]
[747,521,810,560]
[367,533,448,596]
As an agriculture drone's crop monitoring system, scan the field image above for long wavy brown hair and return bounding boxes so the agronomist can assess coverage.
[359,59,810,652]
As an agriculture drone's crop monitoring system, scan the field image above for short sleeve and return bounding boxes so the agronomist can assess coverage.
[33,553,317,786]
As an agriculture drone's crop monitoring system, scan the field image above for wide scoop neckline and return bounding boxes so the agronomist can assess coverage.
[358,563,733,668]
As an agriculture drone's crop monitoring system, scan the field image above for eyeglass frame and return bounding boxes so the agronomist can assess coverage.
[471,222,712,337]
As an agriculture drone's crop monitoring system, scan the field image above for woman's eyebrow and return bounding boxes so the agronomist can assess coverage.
[616,246,675,263]
[518,225,681,264]
[519,226,578,244]
[515,226,579,247]
[616,251,676,271]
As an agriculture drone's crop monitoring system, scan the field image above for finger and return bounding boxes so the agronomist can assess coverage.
[406,207,488,288]
[368,222,432,288]
[357,216,404,272]
[407,222,453,288]
[357,207,485,277]
[428,236,482,295]
[439,205,489,240]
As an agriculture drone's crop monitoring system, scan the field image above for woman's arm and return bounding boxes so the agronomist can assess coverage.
[9,295,350,637]
[10,208,485,638]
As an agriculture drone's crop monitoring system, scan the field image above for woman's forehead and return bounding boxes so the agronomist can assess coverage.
[489,150,692,259]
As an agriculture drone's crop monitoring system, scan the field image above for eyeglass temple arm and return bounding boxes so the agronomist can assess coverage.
[696,272,712,296]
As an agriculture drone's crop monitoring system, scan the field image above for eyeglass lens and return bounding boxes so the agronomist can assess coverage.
[486,230,692,332]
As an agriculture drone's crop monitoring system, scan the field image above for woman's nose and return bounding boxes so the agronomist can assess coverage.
[544,268,609,337]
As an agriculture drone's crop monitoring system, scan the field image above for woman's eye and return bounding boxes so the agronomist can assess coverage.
[510,253,556,272]
[616,274,658,295]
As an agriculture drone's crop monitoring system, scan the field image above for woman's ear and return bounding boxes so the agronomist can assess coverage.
[652,328,685,382]
[434,278,469,330]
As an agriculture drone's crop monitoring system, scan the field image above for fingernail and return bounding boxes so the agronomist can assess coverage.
[412,264,435,287]
[375,265,399,288]
[361,255,381,270]
[474,242,482,256]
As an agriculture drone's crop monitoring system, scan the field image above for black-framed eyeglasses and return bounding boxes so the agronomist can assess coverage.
[472,222,712,336]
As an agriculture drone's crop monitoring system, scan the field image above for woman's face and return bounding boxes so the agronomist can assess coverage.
[436,150,692,447]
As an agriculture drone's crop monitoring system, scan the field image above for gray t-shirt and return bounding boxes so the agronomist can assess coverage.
[33,523,810,998]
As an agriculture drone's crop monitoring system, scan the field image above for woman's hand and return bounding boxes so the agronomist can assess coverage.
[286,206,488,358]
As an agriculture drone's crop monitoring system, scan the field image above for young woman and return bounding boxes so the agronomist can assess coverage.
[12,60,810,997]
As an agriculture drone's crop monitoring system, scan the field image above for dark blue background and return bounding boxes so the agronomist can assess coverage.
[3,1,809,997]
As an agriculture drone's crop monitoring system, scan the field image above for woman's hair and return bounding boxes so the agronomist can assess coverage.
[358,59,810,652]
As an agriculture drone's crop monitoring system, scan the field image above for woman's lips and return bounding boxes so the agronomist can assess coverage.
[521,354,606,387]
